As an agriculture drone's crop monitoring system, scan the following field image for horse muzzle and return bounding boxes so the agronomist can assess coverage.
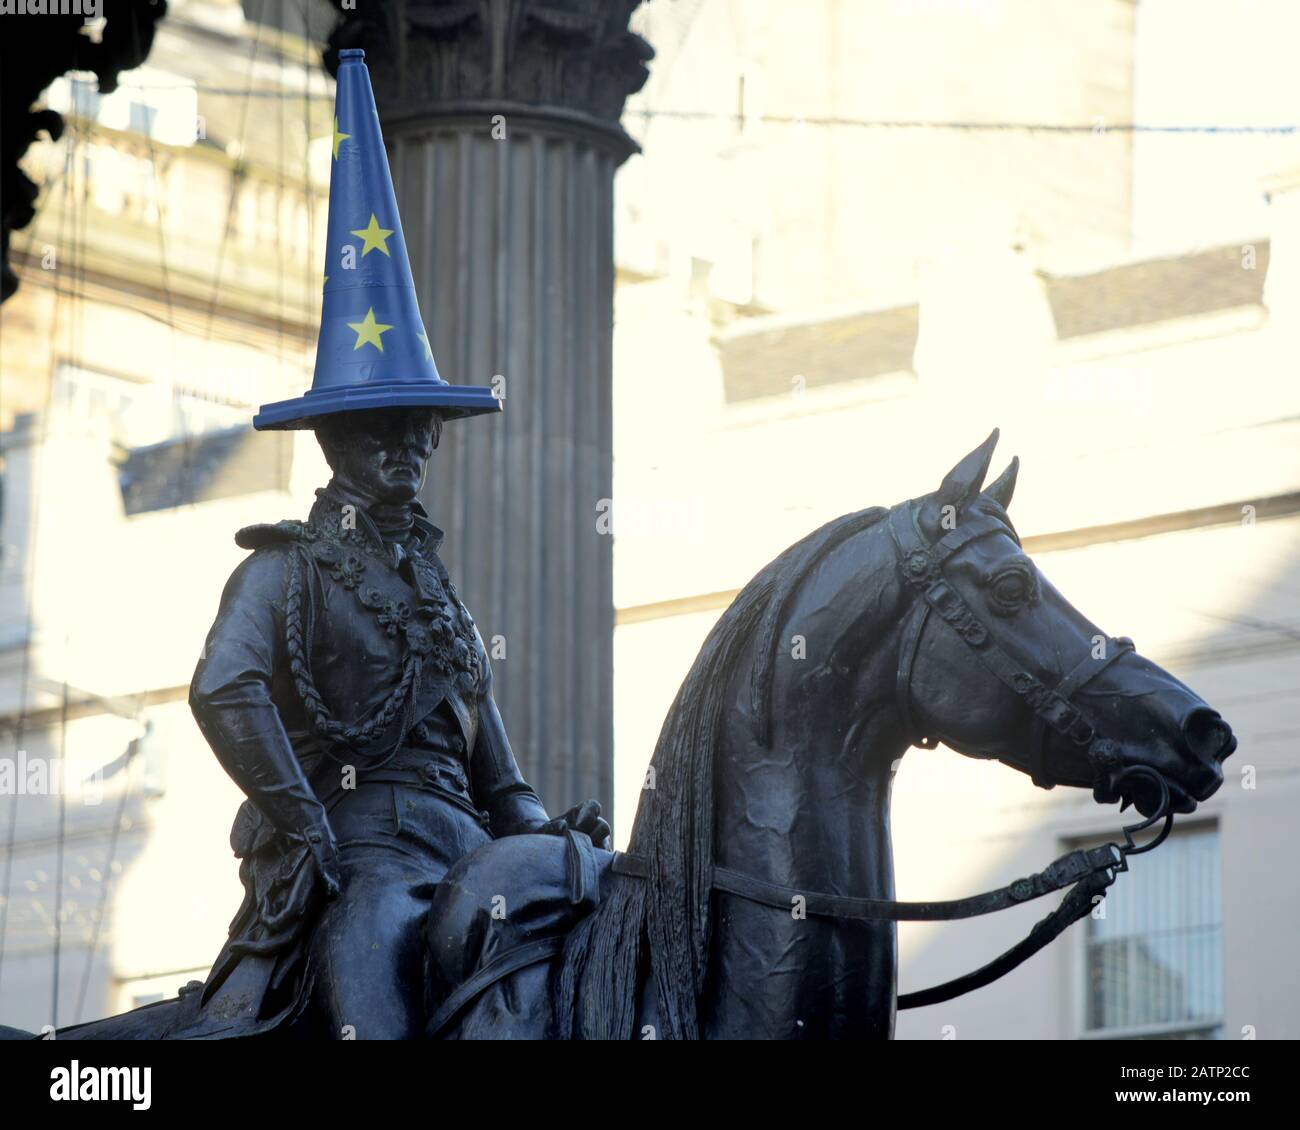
[1089,706,1234,817]
[1181,707,1236,769]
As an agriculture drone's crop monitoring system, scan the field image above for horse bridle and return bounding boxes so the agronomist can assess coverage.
[886,500,1136,791]
[609,498,1176,1013]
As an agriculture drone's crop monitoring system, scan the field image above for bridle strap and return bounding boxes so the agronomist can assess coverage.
[885,502,1134,787]
[610,844,1122,1011]
[1057,636,1135,700]
[896,869,1113,1009]
[894,599,937,749]
[1025,635,1134,786]
[610,844,1119,923]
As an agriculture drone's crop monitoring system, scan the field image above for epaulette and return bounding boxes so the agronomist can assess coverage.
[234,520,311,550]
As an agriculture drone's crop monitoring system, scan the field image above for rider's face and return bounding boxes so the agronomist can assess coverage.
[325,408,439,503]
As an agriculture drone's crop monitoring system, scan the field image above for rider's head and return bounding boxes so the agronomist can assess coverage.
[314,407,441,505]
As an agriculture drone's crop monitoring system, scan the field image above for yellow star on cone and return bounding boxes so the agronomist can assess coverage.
[347,307,393,352]
[416,331,433,360]
[332,116,350,160]
[351,213,394,257]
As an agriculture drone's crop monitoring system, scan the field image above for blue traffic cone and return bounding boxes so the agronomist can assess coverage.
[254,49,500,430]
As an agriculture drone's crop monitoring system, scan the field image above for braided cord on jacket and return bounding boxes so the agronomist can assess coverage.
[282,543,422,758]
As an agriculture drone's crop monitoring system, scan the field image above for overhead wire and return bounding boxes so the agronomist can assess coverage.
[51,664,69,1026]
[41,80,96,1029]
[0,95,79,995]
[293,0,318,491]
[74,718,140,1023]
[0,2,282,1017]
[200,0,271,362]
[44,13,196,1026]
[58,3,275,1018]
[50,100,96,1028]
[104,82,1300,136]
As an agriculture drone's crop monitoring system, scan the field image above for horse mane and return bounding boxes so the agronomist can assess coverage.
[555,505,890,1039]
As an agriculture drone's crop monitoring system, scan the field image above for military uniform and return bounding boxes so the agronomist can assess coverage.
[190,483,550,1038]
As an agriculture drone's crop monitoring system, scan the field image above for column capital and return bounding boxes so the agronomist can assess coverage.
[325,0,652,145]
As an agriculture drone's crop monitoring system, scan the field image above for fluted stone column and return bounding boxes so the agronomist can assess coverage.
[327,1,651,819]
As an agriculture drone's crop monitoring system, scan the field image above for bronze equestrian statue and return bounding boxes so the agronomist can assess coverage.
[14,428,1236,1040]
[0,49,1236,1041]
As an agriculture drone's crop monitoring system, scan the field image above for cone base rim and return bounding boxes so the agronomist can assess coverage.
[253,384,503,430]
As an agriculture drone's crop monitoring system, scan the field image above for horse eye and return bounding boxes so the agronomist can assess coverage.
[990,568,1035,612]
[995,575,1023,599]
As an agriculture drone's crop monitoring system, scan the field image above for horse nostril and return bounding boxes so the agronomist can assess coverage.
[1181,708,1233,763]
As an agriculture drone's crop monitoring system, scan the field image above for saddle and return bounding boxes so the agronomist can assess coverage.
[424,829,611,1038]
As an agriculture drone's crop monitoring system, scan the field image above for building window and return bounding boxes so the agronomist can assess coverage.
[1082,823,1222,1039]
[128,101,157,138]
[70,77,100,121]
[53,363,155,446]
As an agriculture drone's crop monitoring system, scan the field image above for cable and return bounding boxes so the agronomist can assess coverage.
[74,732,139,1024]
[117,83,332,100]
[51,666,69,1027]
[276,13,287,427]
[625,108,1300,135]
[101,82,1300,136]
[201,1,270,356]
[0,106,79,992]
[127,14,196,503]
[295,0,317,493]
[48,103,94,1028]
[4,257,314,399]
[54,2,276,1021]
[300,0,316,308]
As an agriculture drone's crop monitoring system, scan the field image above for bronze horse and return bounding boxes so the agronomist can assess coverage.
[426,430,1235,1038]
[8,432,1234,1039]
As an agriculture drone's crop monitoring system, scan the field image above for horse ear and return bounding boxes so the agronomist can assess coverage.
[936,429,999,510]
[982,456,1019,510]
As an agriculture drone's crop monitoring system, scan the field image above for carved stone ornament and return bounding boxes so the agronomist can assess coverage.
[324,0,653,130]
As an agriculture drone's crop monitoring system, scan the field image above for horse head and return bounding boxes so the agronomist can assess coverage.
[893,429,1234,815]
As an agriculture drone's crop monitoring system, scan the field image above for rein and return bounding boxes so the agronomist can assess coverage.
[611,766,1170,1010]
[613,499,1177,1011]
[426,776,1171,1036]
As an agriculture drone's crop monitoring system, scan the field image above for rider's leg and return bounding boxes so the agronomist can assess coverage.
[310,850,433,1039]
[308,783,491,1040]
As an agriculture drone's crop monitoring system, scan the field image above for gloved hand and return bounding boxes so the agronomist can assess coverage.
[539,799,612,851]
[257,820,342,936]
[303,822,343,900]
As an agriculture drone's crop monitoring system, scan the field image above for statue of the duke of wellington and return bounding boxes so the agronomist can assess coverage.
[0,45,1238,1046]
[189,406,609,1039]
[185,49,608,1039]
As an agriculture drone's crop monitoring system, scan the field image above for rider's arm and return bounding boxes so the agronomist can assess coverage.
[189,549,337,867]
[469,659,551,838]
